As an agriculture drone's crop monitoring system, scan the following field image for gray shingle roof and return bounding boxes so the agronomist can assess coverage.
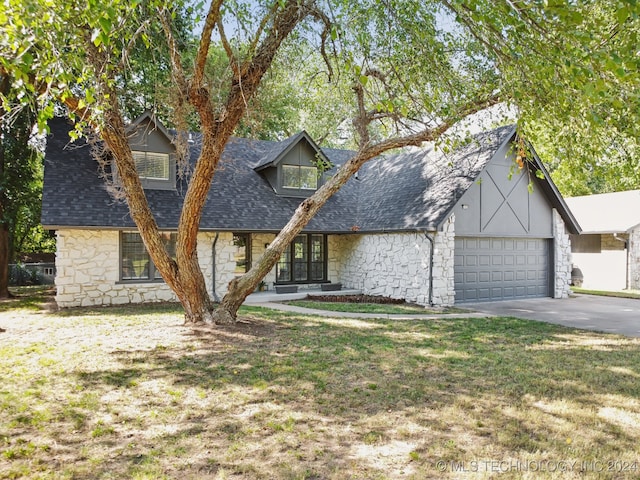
[42,118,545,233]
[355,126,515,231]
[252,131,304,170]
[42,118,359,232]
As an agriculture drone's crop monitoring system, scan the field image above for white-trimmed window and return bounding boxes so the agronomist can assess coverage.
[120,231,177,281]
[132,151,170,181]
[282,165,318,190]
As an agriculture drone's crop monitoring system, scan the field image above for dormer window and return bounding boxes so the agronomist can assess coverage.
[282,165,318,190]
[253,131,331,198]
[123,112,177,191]
[133,151,170,181]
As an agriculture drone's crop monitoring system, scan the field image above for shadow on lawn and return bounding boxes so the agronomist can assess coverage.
[60,311,640,478]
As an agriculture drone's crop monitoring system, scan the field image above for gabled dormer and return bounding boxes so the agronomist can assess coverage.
[254,131,331,198]
[125,112,177,190]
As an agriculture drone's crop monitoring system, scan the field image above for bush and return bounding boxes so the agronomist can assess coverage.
[9,264,43,286]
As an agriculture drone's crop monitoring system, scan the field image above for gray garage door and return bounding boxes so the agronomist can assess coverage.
[454,237,550,303]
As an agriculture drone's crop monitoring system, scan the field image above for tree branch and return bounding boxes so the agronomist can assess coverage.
[193,0,225,89]
[245,2,280,70]
[217,17,239,77]
[159,9,190,98]
[352,81,371,147]
[441,0,510,64]
[120,17,153,71]
[359,92,503,158]
[307,5,335,80]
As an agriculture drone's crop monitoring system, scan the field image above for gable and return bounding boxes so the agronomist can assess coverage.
[257,134,328,197]
[128,117,175,154]
[124,116,177,191]
[353,125,517,232]
[453,139,554,237]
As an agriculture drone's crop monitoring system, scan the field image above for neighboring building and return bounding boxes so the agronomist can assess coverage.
[565,190,640,291]
[42,113,580,308]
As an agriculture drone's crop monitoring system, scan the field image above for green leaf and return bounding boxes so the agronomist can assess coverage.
[617,6,630,24]
[330,25,338,41]
[99,17,112,34]
[21,52,34,67]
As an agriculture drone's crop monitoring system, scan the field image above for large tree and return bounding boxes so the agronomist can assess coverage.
[1,0,638,323]
[0,73,44,298]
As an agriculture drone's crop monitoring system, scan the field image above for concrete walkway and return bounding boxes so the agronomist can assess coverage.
[244,288,491,319]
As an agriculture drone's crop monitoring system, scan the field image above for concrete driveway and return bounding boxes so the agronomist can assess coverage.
[465,294,640,337]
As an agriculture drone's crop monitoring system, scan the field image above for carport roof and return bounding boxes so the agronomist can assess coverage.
[565,190,640,234]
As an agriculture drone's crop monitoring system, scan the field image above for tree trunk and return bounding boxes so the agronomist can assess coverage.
[214,151,372,323]
[0,73,10,299]
[214,246,283,323]
[174,250,217,324]
[0,222,10,298]
[214,93,503,322]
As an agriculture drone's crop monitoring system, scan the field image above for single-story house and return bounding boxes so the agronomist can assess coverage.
[565,190,640,291]
[42,113,580,308]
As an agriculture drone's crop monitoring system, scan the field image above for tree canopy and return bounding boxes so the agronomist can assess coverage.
[1,0,639,322]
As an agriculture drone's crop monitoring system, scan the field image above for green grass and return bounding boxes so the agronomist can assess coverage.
[572,287,640,300]
[284,300,468,315]
[1,299,640,478]
[0,285,55,313]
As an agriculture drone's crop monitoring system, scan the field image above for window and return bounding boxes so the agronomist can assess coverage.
[570,234,601,253]
[282,165,318,190]
[121,232,177,281]
[132,151,170,181]
[276,234,326,283]
[232,233,251,276]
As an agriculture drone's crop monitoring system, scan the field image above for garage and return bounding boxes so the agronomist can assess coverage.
[454,236,551,303]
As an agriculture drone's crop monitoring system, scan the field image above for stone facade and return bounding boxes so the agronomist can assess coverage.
[55,229,178,307]
[56,210,568,308]
[334,219,455,307]
[54,229,343,308]
[432,214,456,306]
[553,209,572,298]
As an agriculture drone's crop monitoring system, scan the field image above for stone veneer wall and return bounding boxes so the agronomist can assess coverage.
[432,215,456,306]
[55,229,343,307]
[553,209,572,298]
[55,229,243,308]
[334,218,455,307]
[628,228,640,290]
[55,229,176,307]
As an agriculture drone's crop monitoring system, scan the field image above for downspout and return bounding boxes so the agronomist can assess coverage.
[423,232,435,307]
[614,233,629,290]
[211,232,220,302]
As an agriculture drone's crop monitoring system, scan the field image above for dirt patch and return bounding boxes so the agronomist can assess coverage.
[188,316,277,339]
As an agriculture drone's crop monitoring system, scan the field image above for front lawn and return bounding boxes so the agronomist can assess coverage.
[284,299,461,315]
[2,299,640,479]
